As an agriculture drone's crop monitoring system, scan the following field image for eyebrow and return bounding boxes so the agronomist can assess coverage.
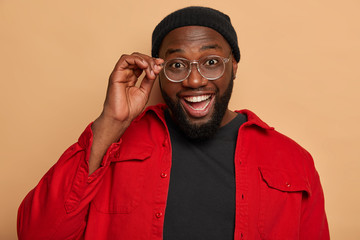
[200,44,223,51]
[164,44,223,57]
[165,48,184,57]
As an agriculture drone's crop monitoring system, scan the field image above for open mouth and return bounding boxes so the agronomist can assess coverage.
[181,94,215,118]
[184,95,212,110]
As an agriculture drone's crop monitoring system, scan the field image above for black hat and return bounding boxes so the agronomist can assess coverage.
[151,6,240,62]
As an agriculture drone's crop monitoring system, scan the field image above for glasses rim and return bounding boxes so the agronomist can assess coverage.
[162,54,231,83]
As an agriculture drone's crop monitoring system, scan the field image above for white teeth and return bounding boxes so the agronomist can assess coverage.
[183,95,211,103]
[188,100,211,111]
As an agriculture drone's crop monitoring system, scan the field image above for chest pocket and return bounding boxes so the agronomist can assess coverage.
[258,166,311,239]
[93,143,153,214]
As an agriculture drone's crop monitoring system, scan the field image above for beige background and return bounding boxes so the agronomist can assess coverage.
[1,0,359,239]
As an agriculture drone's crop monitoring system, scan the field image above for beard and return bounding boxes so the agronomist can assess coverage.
[160,73,234,141]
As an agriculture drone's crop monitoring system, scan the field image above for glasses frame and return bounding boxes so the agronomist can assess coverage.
[162,54,231,83]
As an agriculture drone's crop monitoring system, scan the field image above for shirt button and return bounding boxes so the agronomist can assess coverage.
[155,212,163,218]
[286,182,291,187]
[160,172,168,178]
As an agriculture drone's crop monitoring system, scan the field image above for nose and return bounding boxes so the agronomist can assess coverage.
[181,63,208,89]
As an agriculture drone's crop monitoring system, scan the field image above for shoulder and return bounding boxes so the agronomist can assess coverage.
[237,109,315,172]
[121,104,168,142]
[133,103,167,123]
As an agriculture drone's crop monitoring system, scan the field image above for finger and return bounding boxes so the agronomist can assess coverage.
[152,63,163,75]
[139,75,156,98]
[154,58,165,67]
[110,55,150,84]
[131,53,157,80]
[131,53,164,78]
[149,58,164,75]
[114,54,149,72]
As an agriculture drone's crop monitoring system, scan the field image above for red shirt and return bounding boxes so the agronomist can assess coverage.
[18,104,329,239]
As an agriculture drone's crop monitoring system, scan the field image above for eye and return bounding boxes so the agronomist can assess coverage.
[169,61,186,69]
[172,62,184,68]
[204,58,219,66]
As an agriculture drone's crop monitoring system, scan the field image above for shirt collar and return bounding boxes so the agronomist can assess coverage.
[236,109,274,130]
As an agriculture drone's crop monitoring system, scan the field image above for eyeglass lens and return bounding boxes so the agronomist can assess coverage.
[164,55,226,82]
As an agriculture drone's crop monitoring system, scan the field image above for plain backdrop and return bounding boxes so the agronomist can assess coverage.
[1,0,359,239]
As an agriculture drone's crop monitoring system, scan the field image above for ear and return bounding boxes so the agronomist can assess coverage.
[231,56,238,80]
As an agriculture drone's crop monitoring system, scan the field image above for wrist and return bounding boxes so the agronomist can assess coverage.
[92,115,129,146]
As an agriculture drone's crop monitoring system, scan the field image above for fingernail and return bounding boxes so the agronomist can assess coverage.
[156,58,164,64]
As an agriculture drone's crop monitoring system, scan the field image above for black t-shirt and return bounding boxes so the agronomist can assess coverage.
[163,111,247,240]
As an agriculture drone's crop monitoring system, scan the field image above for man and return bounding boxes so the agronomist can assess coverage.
[17,6,329,240]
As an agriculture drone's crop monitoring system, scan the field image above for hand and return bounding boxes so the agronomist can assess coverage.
[89,53,163,174]
[103,52,164,124]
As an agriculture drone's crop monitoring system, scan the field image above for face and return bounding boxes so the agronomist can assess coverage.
[158,26,238,140]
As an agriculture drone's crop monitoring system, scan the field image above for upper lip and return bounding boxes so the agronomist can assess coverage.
[183,95,212,103]
[178,89,216,98]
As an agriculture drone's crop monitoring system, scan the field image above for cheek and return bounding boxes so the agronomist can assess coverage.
[226,64,234,79]
[217,65,234,92]
[217,76,232,95]
[159,75,179,98]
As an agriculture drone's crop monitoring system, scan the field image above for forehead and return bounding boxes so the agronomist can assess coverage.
[158,26,231,58]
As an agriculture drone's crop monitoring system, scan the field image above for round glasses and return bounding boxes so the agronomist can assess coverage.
[162,55,230,82]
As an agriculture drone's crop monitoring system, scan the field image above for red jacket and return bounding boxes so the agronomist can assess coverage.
[18,104,329,239]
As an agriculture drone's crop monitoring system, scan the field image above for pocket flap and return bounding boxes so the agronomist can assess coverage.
[258,167,311,196]
[113,142,153,162]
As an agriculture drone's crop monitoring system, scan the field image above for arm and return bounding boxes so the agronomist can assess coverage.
[300,159,330,239]
[89,53,163,174]
[17,53,163,239]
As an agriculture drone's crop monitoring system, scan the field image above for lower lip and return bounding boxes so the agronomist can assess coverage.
[180,96,215,118]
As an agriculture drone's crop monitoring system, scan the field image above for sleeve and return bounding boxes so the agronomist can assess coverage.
[299,153,330,240]
[17,123,121,240]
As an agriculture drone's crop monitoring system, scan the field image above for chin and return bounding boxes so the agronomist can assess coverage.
[161,80,234,141]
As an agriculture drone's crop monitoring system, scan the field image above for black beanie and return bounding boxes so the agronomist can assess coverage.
[151,6,240,62]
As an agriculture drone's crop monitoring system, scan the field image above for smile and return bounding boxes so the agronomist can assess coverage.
[183,95,212,110]
[180,94,215,118]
